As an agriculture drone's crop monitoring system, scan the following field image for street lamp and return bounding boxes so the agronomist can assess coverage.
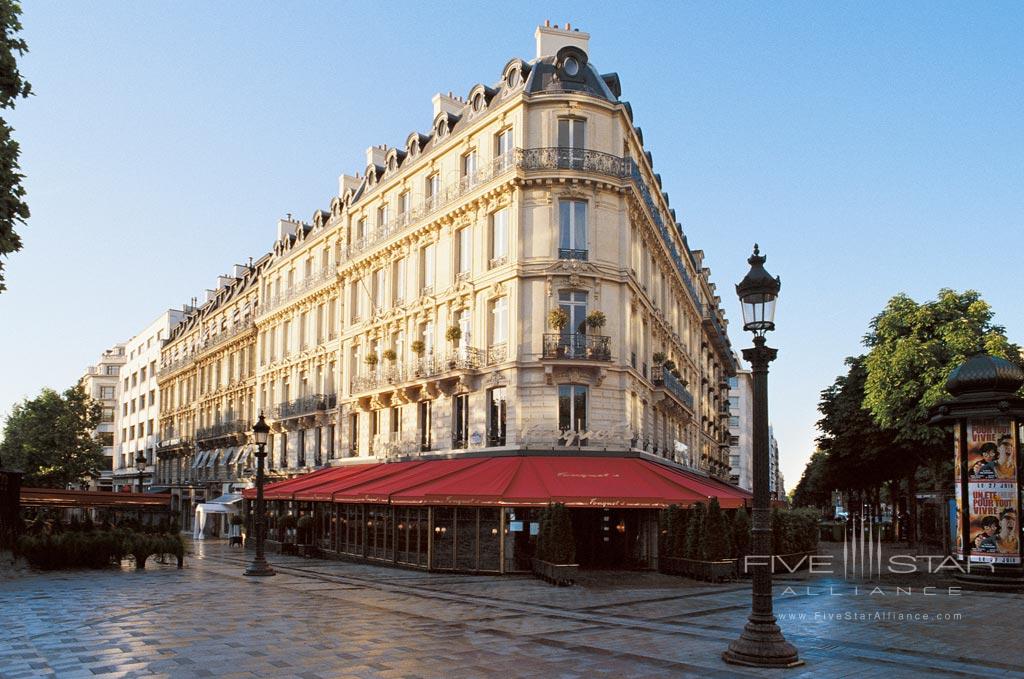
[723,245,801,668]
[244,413,275,577]
[135,450,147,493]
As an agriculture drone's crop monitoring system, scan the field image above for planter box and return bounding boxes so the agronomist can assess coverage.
[298,544,318,558]
[531,558,578,586]
[660,556,737,582]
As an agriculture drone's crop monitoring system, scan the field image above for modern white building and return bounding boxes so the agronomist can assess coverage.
[113,310,184,491]
[727,359,753,491]
[80,344,126,491]
[768,425,781,500]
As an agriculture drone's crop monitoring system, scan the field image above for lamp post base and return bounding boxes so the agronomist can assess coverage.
[723,618,802,668]
[243,558,276,577]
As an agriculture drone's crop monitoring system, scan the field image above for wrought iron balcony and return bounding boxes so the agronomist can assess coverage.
[195,420,248,442]
[274,393,337,419]
[542,333,611,361]
[651,366,695,411]
[558,248,588,261]
[350,350,484,394]
[195,318,255,355]
[518,147,629,176]
[259,268,337,316]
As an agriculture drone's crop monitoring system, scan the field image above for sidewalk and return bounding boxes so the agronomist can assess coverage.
[0,539,1019,678]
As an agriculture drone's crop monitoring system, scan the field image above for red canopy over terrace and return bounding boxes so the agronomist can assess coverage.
[246,456,751,509]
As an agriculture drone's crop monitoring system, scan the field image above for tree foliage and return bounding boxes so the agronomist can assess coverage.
[0,383,104,487]
[0,0,31,293]
[863,289,1022,447]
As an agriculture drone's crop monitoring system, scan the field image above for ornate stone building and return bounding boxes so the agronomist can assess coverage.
[158,23,739,545]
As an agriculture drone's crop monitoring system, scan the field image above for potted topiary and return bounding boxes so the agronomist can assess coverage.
[382,349,398,382]
[278,513,298,555]
[364,354,379,370]
[445,326,462,369]
[532,503,578,586]
[547,309,569,358]
[296,515,316,558]
[652,351,667,365]
[411,340,426,376]
[585,310,606,332]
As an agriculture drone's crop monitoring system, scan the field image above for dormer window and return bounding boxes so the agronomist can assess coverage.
[563,57,579,77]
[436,120,447,138]
[472,93,485,112]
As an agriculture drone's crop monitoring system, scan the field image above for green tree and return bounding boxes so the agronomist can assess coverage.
[0,383,103,487]
[815,356,911,496]
[791,450,831,510]
[863,289,1022,448]
[703,498,730,560]
[684,502,705,560]
[0,0,31,293]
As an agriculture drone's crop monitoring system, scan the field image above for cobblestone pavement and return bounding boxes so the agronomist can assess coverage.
[1,540,1021,679]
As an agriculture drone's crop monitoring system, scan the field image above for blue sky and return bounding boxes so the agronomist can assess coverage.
[1,2,1021,489]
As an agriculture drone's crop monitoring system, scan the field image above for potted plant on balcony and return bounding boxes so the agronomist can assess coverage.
[445,326,462,369]
[547,308,569,358]
[364,353,379,372]
[296,514,316,558]
[532,503,578,586]
[382,349,397,383]
[652,351,666,365]
[585,310,606,332]
[584,310,607,358]
[411,340,426,376]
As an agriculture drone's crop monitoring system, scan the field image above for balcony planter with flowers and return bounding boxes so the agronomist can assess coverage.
[411,341,426,376]
[445,326,462,369]
[547,309,569,358]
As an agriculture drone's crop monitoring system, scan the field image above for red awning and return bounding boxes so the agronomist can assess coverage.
[255,456,752,509]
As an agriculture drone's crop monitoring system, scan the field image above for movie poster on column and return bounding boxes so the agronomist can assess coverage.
[966,419,1019,564]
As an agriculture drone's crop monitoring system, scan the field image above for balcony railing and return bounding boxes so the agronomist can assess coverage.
[518,147,629,176]
[274,393,337,420]
[558,248,588,261]
[196,318,255,355]
[651,366,695,411]
[260,267,337,316]
[542,333,611,361]
[195,420,248,442]
[350,349,483,394]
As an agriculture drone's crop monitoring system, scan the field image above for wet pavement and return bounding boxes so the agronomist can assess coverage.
[0,539,1020,678]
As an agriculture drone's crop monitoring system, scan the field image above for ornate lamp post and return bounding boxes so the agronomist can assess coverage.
[724,245,801,668]
[135,450,147,493]
[930,352,1024,591]
[244,413,276,577]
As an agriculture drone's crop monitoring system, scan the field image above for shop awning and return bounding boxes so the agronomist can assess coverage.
[252,456,752,509]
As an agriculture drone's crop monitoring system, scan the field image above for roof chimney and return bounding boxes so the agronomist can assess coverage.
[535,22,589,59]
[432,92,464,118]
[277,218,298,241]
[365,144,388,169]
[338,173,361,197]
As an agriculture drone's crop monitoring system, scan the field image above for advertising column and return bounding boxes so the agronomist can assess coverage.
[963,419,1019,565]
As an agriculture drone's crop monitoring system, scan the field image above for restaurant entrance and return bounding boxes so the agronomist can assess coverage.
[573,508,651,569]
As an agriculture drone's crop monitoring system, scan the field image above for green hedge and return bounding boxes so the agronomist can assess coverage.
[16,529,184,570]
[660,504,817,562]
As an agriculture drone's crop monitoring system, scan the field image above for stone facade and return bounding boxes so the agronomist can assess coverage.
[155,24,738,501]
